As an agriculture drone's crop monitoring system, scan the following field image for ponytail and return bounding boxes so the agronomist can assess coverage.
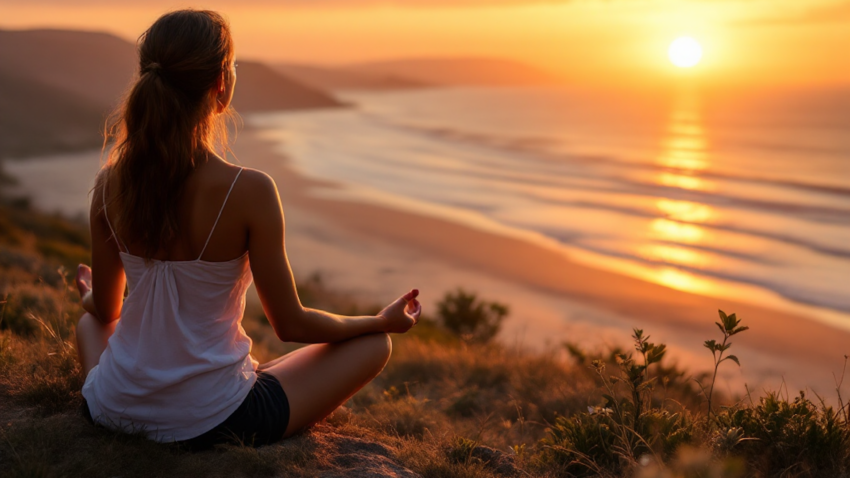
[102,9,235,260]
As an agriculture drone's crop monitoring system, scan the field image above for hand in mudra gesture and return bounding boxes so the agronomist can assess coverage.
[379,289,421,334]
[76,263,98,317]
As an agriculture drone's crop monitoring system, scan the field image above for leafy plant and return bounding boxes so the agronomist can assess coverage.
[543,329,671,472]
[436,288,509,344]
[715,391,850,474]
[701,310,748,417]
[446,436,478,465]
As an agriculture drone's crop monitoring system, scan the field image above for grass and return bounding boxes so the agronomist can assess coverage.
[1,195,850,477]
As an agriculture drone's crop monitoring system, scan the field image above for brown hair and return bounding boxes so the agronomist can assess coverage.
[102,9,236,260]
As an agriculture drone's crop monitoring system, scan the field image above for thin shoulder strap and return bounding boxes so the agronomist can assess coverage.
[197,168,244,261]
[102,172,128,253]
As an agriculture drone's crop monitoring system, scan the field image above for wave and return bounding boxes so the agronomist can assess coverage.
[373,115,850,199]
[351,131,850,227]
[569,242,850,314]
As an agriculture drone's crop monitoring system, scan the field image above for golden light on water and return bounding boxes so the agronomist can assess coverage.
[656,199,712,223]
[655,268,712,293]
[656,92,711,191]
[659,173,709,191]
[650,219,705,243]
[642,92,719,293]
[640,244,705,267]
[668,36,703,68]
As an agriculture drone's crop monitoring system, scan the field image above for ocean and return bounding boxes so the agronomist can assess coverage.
[249,85,850,325]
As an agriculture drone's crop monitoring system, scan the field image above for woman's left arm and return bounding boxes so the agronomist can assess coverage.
[88,171,127,324]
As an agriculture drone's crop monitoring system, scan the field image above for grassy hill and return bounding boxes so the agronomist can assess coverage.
[1,188,849,477]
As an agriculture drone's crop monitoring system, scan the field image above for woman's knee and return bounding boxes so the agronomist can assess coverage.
[348,332,392,372]
[77,312,115,335]
[76,312,98,336]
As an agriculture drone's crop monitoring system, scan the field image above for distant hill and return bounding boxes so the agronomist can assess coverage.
[0,29,344,160]
[344,57,559,87]
[232,61,345,111]
[274,63,432,91]
[0,29,137,111]
[272,57,559,92]
[0,73,106,158]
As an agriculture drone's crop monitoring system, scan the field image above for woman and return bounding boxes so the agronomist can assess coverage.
[75,9,421,449]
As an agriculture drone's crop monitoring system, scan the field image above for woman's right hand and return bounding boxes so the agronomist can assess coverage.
[378,289,421,334]
[76,264,99,317]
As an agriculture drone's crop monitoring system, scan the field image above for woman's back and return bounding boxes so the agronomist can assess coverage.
[82,163,259,442]
[109,160,251,263]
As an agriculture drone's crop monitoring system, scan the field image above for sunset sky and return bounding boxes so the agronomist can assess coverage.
[2,0,849,88]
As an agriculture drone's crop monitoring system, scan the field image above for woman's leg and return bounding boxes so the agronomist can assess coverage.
[75,312,116,377]
[261,333,392,438]
[74,264,116,377]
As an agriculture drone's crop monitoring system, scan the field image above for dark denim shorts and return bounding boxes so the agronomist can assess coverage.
[82,371,290,451]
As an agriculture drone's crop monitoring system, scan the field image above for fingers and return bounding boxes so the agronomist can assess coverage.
[403,289,419,301]
[76,264,93,296]
[406,299,422,321]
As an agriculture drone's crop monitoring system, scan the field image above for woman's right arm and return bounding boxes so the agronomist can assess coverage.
[243,170,420,343]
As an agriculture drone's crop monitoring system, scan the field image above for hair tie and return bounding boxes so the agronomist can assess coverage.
[142,62,162,75]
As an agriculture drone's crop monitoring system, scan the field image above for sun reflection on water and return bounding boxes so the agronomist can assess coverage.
[656,199,712,223]
[650,218,705,243]
[655,268,716,294]
[656,93,713,191]
[659,172,708,191]
[643,91,718,293]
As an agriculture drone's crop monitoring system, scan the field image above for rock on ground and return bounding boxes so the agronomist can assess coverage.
[279,430,422,478]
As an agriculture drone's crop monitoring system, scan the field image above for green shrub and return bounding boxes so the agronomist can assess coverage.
[446,436,478,465]
[541,411,621,476]
[716,391,850,475]
[436,288,508,343]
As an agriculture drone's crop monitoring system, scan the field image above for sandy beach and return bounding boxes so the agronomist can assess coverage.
[6,124,850,398]
[230,125,850,398]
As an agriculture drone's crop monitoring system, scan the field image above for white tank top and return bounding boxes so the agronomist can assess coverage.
[82,168,259,442]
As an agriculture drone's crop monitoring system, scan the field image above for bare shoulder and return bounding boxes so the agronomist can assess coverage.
[230,167,283,219]
[235,167,279,199]
[90,166,113,215]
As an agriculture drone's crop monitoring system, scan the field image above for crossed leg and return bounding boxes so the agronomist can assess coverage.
[76,312,116,377]
[259,333,392,438]
[74,265,116,377]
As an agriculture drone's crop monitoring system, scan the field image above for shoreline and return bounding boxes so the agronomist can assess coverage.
[232,124,850,396]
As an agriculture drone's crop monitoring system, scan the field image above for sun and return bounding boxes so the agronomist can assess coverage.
[668,36,703,68]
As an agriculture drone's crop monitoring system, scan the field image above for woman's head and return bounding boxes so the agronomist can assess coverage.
[138,10,235,113]
[104,9,237,260]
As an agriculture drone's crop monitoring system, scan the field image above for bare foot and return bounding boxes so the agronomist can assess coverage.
[76,264,92,298]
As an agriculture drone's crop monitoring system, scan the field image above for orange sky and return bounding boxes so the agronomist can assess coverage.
[2,0,849,88]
